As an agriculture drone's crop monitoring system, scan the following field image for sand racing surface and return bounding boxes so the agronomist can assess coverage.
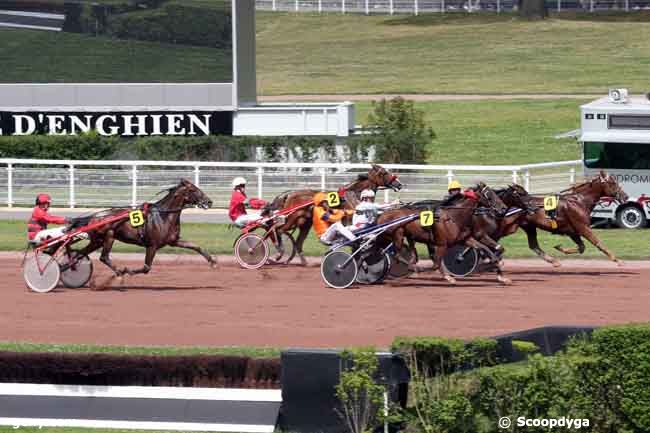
[1,254,649,349]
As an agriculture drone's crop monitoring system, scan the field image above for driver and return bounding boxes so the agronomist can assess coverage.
[27,194,70,244]
[229,177,267,228]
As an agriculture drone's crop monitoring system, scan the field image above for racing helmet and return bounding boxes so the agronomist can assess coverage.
[232,177,247,189]
[36,193,51,205]
[448,180,462,191]
[313,192,328,205]
[360,189,376,200]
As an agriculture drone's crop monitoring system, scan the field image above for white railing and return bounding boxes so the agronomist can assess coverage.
[0,158,582,209]
[255,0,650,14]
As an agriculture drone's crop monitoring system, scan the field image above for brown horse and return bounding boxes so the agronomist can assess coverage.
[266,164,403,265]
[75,179,215,277]
[499,172,628,265]
[378,182,509,284]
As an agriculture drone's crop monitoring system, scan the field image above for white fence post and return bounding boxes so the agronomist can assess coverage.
[295,0,299,12]
[625,0,629,11]
[131,164,137,207]
[194,165,200,187]
[320,168,327,190]
[570,167,576,184]
[446,169,454,186]
[69,164,75,209]
[414,0,419,15]
[257,167,264,198]
[6,163,12,208]
[590,0,594,12]
[384,189,389,204]
[365,0,369,14]
[524,169,530,191]
[512,170,518,184]
[557,0,561,12]
[497,0,501,13]
[389,0,394,14]
[319,0,322,13]
[441,0,445,12]
[272,0,276,11]
[342,0,346,13]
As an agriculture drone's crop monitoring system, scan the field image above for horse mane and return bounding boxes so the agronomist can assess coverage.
[357,173,369,181]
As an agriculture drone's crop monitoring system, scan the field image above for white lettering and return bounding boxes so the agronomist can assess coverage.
[188,114,211,136]
[69,115,93,135]
[166,114,186,135]
[150,115,163,135]
[517,417,525,426]
[122,115,148,136]
[96,115,119,136]
[13,115,36,135]
[47,115,66,135]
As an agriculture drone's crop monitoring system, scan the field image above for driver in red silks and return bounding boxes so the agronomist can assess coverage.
[27,193,70,244]
[229,177,268,228]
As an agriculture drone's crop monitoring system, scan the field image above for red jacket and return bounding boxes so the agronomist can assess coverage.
[27,206,67,240]
[228,190,266,222]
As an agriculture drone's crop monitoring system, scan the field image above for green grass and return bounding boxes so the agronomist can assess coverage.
[355,98,585,164]
[256,11,650,94]
[0,29,231,83]
[4,220,650,260]
[0,341,279,358]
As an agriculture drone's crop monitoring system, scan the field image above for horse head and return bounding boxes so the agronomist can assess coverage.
[369,164,403,192]
[598,170,629,203]
[501,183,536,212]
[177,179,213,209]
[473,182,507,217]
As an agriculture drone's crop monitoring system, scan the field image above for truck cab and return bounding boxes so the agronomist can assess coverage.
[582,90,650,228]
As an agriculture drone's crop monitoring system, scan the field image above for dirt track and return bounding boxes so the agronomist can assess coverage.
[1,255,649,349]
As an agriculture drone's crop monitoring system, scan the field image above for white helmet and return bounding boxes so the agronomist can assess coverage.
[360,189,375,200]
[232,177,247,188]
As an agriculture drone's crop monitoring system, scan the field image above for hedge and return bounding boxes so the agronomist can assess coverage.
[0,134,342,163]
[0,351,280,388]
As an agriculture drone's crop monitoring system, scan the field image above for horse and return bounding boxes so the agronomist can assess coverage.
[265,164,403,265]
[377,182,509,284]
[75,179,216,277]
[499,171,628,265]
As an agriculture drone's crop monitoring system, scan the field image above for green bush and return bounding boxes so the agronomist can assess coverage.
[363,97,435,164]
[391,336,499,375]
[0,133,117,160]
[106,1,231,48]
[511,340,540,360]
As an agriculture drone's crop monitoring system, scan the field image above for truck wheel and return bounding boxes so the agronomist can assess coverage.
[616,205,647,229]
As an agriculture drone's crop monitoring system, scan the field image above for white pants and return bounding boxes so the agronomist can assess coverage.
[320,222,359,245]
[234,212,261,228]
[33,227,67,244]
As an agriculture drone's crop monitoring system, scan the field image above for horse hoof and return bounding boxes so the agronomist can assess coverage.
[616,260,625,267]
[210,260,218,269]
[498,276,512,285]
[551,260,562,268]
[299,255,308,266]
[444,276,456,285]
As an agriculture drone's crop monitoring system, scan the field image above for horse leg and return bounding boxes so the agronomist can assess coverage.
[554,234,586,255]
[466,237,511,286]
[578,228,623,266]
[98,230,122,275]
[170,239,217,268]
[524,225,561,267]
[294,219,311,266]
[433,244,456,284]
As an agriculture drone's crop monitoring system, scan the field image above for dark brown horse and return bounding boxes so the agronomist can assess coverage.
[378,182,509,284]
[75,179,215,277]
[266,164,403,265]
[499,172,628,265]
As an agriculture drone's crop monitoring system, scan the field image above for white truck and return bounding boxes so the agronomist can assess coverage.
[581,89,650,229]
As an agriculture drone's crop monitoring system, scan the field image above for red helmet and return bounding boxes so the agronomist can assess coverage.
[36,193,51,205]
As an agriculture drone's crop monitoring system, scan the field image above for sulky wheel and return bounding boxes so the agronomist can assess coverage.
[58,253,93,288]
[234,232,270,269]
[442,244,479,278]
[321,251,358,289]
[23,253,61,293]
[356,251,391,285]
[388,245,416,278]
[266,232,297,265]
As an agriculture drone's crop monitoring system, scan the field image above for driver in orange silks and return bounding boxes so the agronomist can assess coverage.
[312,192,354,246]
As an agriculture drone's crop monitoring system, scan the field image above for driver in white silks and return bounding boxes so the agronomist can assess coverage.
[320,189,396,245]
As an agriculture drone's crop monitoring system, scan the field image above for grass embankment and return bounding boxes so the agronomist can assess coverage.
[256,11,650,95]
[2,220,649,259]
[355,98,584,164]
